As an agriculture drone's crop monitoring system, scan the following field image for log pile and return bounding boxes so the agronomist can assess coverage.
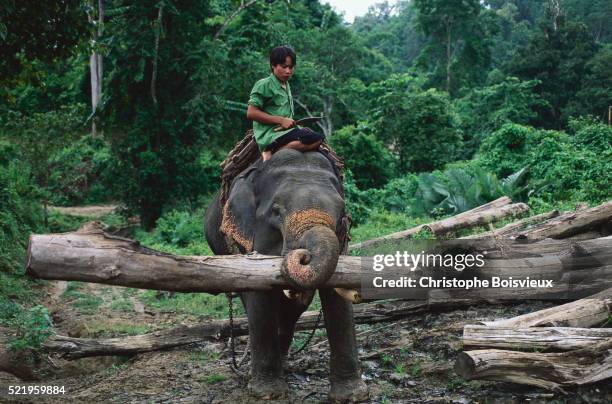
[455,287,612,390]
[452,201,612,390]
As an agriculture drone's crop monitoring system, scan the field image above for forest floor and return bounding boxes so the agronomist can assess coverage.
[2,280,611,404]
[48,205,119,217]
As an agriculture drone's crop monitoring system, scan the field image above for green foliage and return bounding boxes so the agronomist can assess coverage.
[102,0,218,229]
[140,290,243,318]
[506,12,599,128]
[0,159,43,273]
[0,0,88,85]
[414,165,529,216]
[454,77,548,157]
[7,305,53,352]
[47,134,116,205]
[330,124,396,188]
[370,76,462,173]
[477,122,612,204]
[414,0,497,92]
[201,374,227,384]
[0,103,87,204]
[151,209,205,248]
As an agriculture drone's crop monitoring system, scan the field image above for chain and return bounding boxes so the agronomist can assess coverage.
[226,294,324,374]
[289,307,323,357]
[227,293,246,378]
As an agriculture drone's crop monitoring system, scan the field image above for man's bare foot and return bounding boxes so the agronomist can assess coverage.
[262,151,272,161]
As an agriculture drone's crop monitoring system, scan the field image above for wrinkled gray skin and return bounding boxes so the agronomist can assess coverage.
[205,149,368,402]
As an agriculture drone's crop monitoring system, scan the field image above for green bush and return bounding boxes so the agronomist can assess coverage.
[331,124,397,188]
[0,161,43,273]
[7,305,53,352]
[477,122,611,204]
[47,134,116,205]
[414,165,529,216]
[373,84,462,173]
[152,209,205,248]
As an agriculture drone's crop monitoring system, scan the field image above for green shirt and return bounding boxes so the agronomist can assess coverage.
[248,73,295,151]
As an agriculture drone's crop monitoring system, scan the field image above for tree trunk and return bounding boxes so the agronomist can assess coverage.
[515,201,612,240]
[25,224,612,298]
[349,196,516,250]
[425,203,529,235]
[89,0,104,138]
[445,18,452,92]
[482,287,612,328]
[150,4,163,105]
[463,325,612,351]
[455,338,612,391]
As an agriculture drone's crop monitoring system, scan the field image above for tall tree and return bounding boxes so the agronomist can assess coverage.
[506,1,599,128]
[0,0,88,86]
[102,0,216,228]
[413,0,491,93]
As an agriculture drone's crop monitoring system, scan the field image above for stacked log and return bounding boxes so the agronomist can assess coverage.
[453,201,612,390]
[455,287,612,390]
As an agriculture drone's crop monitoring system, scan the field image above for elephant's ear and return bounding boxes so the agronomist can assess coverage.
[220,171,256,253]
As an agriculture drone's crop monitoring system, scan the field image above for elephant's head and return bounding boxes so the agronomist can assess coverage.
[242,149,345,289]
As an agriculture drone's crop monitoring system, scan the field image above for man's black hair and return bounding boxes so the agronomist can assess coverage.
[270,46,296,68]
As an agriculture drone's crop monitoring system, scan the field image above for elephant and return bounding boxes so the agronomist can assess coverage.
[205,148,368,402]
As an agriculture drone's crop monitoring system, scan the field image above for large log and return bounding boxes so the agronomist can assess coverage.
[26,225,612,299]
[349,197,520,250]
[462,325,612,351]
[455,338,612,390]
[482,287,612,328]
[515,200,612,240]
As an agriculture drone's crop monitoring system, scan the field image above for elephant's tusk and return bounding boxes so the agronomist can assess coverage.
[283,289,312,306]
[334,288,362,304]
[284,289,298,300]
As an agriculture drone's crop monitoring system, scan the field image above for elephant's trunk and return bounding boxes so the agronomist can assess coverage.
[281,226,339,290]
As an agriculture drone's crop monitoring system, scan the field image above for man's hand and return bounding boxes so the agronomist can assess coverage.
[274,117,296,131]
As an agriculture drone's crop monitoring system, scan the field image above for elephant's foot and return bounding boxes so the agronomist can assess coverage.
[248,376,289,400]
[329,377,369,403]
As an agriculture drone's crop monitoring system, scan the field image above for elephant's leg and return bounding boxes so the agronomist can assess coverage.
[278,291,315,360]
[319,288,369,403]
[243,291,288,399]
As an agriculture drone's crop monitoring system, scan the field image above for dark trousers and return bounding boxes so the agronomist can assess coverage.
[265,127,326,153]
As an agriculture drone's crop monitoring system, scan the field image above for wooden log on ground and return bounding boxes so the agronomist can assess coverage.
[462,209,560,239]
[26,225,612,298]
[515,200,612,240]
[455,338,612,390]
[482,287,612,328]
[349,197,517,250]
[462,325,612,351]
[0,299,480,366]
[425,203,529,235]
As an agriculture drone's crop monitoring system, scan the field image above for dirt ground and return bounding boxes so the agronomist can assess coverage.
[2,281,611,403]
[48,205,120,218]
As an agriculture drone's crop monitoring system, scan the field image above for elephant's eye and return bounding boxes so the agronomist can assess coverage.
[272,203,282,216]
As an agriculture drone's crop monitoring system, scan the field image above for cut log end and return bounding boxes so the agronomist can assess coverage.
[454,351,476,379]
